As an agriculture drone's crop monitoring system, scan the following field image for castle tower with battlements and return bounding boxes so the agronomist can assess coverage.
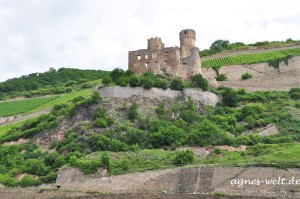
[128,29,202,80]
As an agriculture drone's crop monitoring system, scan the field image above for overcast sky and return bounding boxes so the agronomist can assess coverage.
[0,0,299,82]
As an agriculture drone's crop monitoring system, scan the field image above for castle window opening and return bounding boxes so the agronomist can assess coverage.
[145,63,148,67]
[185,31,187,34]
[145,54,148,59]
[164,61,167,65]
[137,55,141,60]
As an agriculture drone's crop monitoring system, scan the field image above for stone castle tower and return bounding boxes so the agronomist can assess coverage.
[128,29,202,80]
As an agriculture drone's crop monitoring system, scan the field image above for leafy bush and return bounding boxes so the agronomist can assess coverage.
[150,126,186,147]
[179,110,200,124]
[110,68,125,81]
[241,72,252,80]
[23,159,49,176]
[220,87,240,107]
[240,103,266,119]
[190,74,208,91]
[128,103,138,120]
[76,159,100,174]
[129,76,140,87]
[216,74,227,81]
[101,152,111,171]
[170,78,184,91]
[0,174,18,187]
[102,76,112,85]
[142,77,154,90]
[94,118,108,128]
[19,175,41,187]
[290,88,300,99]
[188,120,232,146]
[173,150,194,165]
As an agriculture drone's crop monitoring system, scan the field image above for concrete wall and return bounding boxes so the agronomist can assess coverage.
[97,86,220,107]
[56,166,300,198]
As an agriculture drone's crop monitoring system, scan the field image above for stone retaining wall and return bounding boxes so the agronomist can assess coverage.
[56,166,300,198]
[96,86,220,107]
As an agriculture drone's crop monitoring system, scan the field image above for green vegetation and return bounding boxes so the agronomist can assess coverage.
[0,96,58,117]
[0,68,108,100]
[201,48,300,68]
[1,65,300,188]
[241,72,253,80]
[200,38,299,57]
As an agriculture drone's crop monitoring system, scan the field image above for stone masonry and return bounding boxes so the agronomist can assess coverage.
[128,29,202,80]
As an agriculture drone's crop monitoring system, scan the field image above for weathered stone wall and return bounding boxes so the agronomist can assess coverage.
[201,43,300,61]
[96,86,220,107]
[202,56,300,91]
[56,166,300,198]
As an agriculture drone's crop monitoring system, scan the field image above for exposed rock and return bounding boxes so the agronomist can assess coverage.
[259,125,279,136]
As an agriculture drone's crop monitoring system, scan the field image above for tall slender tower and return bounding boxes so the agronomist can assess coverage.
[180,29,196,58]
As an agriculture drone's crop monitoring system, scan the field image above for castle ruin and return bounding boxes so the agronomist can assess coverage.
[128,29,202,80]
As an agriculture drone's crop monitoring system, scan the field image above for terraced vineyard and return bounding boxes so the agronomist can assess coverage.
[201,48,300,68]
[0,96,59,117]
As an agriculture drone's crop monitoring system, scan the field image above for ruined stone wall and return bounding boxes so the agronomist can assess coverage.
[128,29,202,80]
[128,47,181,76]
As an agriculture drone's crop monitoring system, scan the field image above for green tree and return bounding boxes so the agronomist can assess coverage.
[190,74,208,91]
[173,150,194,165]
[210,40,230,52]
[170,78,184,91]
[188,120,232,146]
[150,126,186,147]
[129,76,140,87]
[128,102,138,120]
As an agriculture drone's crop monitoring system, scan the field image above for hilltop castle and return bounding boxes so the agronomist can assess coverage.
[128,29,202,80]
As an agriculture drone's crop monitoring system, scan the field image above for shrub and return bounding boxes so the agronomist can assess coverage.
[241,72,252,80]
[216,74,227,81]
[220,87,240,107]
[117,77,129,87]
[240,103,266,119]
[77,159,100,174]
[142,77,154,89]
[179,110,200,124]
[190,74,208,91]
[154,79,168,90]
[91,92,102,104]
[150,126,186,147]
[110,68,125,81]
[128,103,138,120]
[94,118,108,128]
[101,152,111,171]
[102,76,112,85]
[173,150,194,165]
[295,102,300,108]
[23,159,49,176]
[290,88,300,99]
[129,76,140,87]
[188,120,232,146]
[0,174,18,187]
[170,78,184,91]
[19,175,41,187]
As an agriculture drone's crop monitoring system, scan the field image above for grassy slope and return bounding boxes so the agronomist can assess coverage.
[0,88,93,137]
[0,96,59,117]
